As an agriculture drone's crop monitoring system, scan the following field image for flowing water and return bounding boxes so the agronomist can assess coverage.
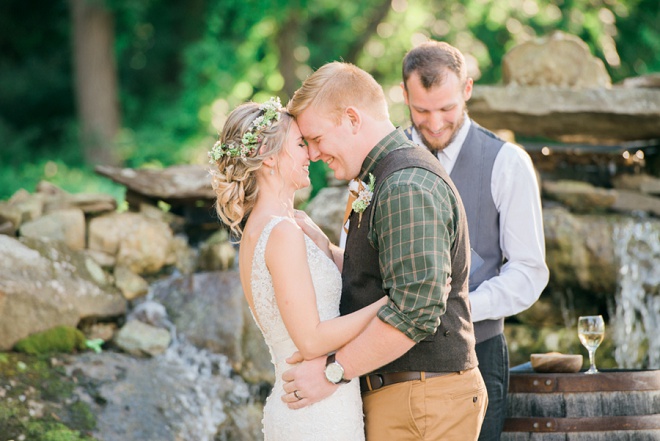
[155,338,248,440]
[124,275,255,441]
[611,218,660,369]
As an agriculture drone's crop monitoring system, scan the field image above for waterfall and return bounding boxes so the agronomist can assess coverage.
[611,219,660,369]
[123,273,254,441]
[156,338,251,441]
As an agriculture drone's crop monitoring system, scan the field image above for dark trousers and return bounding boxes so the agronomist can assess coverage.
[475,333,509,441]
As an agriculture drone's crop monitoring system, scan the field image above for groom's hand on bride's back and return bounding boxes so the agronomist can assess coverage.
[281,355,338,409]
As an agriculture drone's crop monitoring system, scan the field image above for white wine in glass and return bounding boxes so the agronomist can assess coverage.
[577,315,605,374]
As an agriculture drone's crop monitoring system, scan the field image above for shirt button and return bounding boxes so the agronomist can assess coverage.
[444,330,451,337]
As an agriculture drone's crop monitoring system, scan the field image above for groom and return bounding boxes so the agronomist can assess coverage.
[282,61,487,440]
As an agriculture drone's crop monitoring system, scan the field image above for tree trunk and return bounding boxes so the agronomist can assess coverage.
[345,0,392,64]
[70,0,121,166]
[276,8,301,99]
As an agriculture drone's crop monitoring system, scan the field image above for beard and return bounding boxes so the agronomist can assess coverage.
[411,107,467,153]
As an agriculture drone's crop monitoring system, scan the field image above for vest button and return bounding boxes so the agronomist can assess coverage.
[444,330,451,337]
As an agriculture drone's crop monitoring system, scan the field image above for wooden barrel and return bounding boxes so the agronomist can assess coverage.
[502,369,660,441]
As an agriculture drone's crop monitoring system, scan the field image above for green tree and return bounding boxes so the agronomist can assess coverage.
[0,0,658,199]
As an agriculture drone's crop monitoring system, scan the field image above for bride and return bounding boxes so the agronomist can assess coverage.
[209,97,385,440]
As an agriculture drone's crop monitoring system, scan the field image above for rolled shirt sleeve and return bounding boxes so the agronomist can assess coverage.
[369,168,458,343]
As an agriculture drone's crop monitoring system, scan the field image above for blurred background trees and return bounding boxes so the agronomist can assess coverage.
[1,0,658,200]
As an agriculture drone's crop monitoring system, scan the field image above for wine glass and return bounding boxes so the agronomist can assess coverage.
[577,315,605,374]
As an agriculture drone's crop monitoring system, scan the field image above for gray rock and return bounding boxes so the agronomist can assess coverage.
[8,189,45,223]
[470,84,660,142]
[114,320,171,356]
[149,271,274,384]
[304,185,349,246]
[35,180,117,215]
[0,236,126,350]
[114,265,149,300]
[612,173,660,196]
[64,348,261,441]
[19,208,86,251]
[95,164,215,200]
[543,206,619,294]
[197,229,236,271]
[502,31,611,88]
[0,201,22,235]
[621,73,660,89]
[611,189,660,217]
[543,180,617,212]
[88,212,175,274]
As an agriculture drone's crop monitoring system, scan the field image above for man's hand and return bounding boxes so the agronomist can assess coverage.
[294,210,331,254]
[281,355,339,409]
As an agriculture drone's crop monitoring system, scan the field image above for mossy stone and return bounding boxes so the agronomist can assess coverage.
[26,421,94,441]
[14,326,87,355]
[0,352,98,440]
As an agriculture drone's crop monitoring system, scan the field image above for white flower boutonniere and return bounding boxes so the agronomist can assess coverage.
[351,173,375,228]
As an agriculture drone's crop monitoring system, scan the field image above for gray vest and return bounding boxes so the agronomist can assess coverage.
[406,122,505,343]
[341,145,478,374]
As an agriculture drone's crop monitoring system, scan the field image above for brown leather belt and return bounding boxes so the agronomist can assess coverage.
[360,371,453,393]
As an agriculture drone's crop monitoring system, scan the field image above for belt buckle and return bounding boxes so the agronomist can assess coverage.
[367,374,385,391]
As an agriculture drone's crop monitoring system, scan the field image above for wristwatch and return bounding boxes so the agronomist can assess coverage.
[324,353,349,384]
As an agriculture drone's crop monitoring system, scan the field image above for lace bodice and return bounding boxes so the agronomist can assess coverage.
[251,217,342,369]
[249,216,365,441]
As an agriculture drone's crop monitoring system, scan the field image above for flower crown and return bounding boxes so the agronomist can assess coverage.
[209,97,283,162]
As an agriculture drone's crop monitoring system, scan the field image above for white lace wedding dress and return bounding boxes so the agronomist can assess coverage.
[250,217,365,441]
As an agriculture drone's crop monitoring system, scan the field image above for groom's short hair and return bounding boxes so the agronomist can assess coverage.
[288,61,389,123]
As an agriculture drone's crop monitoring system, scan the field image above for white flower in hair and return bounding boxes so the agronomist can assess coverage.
[209,97,283,162]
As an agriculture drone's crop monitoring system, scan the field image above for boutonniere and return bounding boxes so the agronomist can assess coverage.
[351,173,375,228]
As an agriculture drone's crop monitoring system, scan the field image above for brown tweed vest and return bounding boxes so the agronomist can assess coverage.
[341,146,478,373]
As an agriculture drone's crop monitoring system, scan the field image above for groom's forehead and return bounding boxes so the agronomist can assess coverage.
[297,108,331,138]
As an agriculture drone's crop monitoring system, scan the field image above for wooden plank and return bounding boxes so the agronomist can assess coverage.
[503,415,660,432]
[509,370,660,393]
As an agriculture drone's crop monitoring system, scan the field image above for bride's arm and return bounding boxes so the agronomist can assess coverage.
[266,219,386,360]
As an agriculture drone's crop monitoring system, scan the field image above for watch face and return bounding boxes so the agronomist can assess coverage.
[325,362,344,383]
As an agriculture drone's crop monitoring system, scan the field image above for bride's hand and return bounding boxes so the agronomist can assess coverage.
[286,351,304,365]
[294,210,331,256]
[281,355,338,410]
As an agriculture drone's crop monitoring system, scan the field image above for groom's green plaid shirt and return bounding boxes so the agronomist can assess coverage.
[357,129,461,343]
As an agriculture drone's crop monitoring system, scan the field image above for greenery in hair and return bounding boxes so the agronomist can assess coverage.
[209,97,283,162]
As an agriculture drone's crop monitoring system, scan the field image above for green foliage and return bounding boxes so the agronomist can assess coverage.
[67,401,97,432]
[25,421,94,441]
[14,326,88,356]
[0,352,98,441]
[0,0,658,200]
[0,159,125,202]
[614,0,660,79]
[309,160,330,198]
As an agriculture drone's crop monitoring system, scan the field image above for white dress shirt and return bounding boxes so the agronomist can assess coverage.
[413,118,549,323]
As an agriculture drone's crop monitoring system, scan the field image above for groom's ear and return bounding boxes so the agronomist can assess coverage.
[345,106,361,134]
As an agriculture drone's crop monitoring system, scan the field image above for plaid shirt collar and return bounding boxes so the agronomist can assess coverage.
[358,128,409,182]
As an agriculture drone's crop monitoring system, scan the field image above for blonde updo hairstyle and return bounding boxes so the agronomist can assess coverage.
[210,101,293,238]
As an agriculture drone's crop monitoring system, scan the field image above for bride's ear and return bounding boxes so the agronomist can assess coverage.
[262,154,277,173]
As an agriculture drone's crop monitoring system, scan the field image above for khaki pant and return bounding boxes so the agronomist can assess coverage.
[362,367,488,441]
